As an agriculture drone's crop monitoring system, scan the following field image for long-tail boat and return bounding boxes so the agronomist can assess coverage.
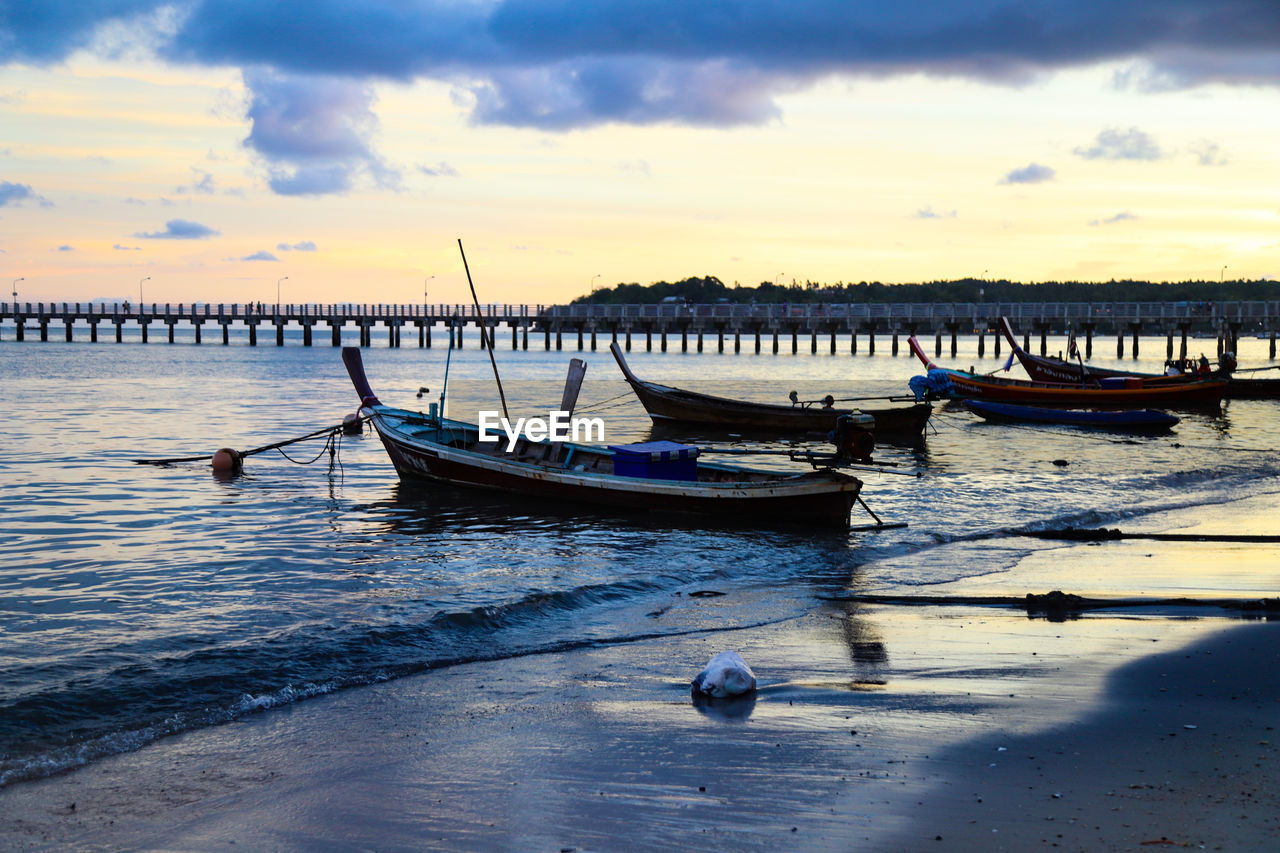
[997,317,1280,398]
[908,336,1227,408]
[610,342,932,442]
[343,347,867,529]
[963,399,1180,430]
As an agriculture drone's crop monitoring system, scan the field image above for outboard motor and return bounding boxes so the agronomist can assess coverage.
[1220,352,1237,375]
[832,414,875,464]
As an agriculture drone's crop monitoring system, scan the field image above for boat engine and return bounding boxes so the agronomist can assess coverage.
[832,414,875,464]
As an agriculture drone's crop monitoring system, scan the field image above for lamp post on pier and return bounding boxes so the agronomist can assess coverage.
[11,277,21,305]
[277,276,288,313]
[1220,265,1228,283]
[425,275,434,313]
[139,276,150,309]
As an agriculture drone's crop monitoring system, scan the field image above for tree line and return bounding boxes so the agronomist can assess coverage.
[571,276,1280,305]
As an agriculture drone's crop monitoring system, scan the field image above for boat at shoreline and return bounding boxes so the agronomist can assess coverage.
[962,399,1180,430]
[609,342,932,443]
[908,336,1227,408]
[997,317,1280,399]
[342,347,866,529]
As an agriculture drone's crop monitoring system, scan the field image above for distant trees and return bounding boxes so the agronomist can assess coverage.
[571,277,1280,305]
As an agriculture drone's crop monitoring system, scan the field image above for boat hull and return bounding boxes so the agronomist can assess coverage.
[963,399,1180,429]
[909,336,1225,408]
[371,417,861,528]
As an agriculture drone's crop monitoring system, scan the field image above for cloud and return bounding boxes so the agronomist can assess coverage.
[0,180,49,207]
[134,218,220,239]
[57,244,74,251]
[418,162,458,177]
[176,168,217,194]
[113,243,142,250]
[241,250,279,261]
[276,240,317,251]
[999,163,1056,185]
[911,206,957,220]
[242,68,399,195]
[1189,139,1228,166]
[1089,211,1139,226]
[5,2,1280,132]
[1074,127,1163,160]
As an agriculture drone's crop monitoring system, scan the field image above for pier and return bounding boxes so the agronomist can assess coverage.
[2,300,1278,359]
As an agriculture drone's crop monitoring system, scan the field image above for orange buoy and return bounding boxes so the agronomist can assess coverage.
[211,447,243,473]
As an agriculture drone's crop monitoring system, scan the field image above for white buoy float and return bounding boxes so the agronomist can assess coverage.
[690,651,757,698]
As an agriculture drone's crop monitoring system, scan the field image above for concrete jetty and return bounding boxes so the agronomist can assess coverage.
[2,300,1277,359]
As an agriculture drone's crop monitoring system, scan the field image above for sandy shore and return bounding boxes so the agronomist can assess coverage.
[3,489,1279,853]
[1,605,1275,852]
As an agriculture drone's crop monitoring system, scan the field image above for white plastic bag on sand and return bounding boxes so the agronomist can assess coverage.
[691,651,757,698]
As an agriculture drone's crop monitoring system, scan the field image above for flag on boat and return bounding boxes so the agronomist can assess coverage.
[1001,352,1015,372]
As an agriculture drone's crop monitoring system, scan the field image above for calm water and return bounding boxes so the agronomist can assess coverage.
[2,330,1278,788]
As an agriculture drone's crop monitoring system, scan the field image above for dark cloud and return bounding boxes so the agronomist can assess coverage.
[4,1,1280,133]
[242,68,399,195]
[999,163,1056,184]
[1074,127,1163,160]
[0,180,47,207]
[134,218,220,239]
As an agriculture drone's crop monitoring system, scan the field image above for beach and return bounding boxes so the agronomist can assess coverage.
[2,549,1275,851]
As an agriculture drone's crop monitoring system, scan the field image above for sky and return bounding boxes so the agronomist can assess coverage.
[2,1,1279,306]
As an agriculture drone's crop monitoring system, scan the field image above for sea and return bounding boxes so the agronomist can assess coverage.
[2,324,1278,789]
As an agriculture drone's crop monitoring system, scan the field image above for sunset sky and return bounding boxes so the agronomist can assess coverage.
[2,1,1279,306]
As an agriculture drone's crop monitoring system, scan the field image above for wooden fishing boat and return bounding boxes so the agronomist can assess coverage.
[908,336,1227,407]
[342,347,865,529]
[996,318,1227,385]
[609,342,932,442]
[962,399,1180,430]
[996,317,1280,398]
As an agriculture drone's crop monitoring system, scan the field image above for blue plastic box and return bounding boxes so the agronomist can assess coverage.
[609,441,700,481]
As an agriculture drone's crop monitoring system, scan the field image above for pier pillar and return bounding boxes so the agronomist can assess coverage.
[91,321,98,343]
[223,323,230,345]
[791,329,797,354]
[869,330,876,356]
[624,328,631,352]
[303,325,311,346]
[1023,332,1030,352]
[950,330,957,357]
[829,330,836,355]
[13,318,22,341]
[977,331,985,357]
[1167,331,1174,360]
[994,334,1001,357]
[754,329,761,354]
[661,330,667,352]
[1271,333,1276,359]
[1131,329,1139,359]
[934,330,942,356]
[521,325,527,351]
[682,328,688,353]
[735,331,741,354]
[1085,329,1094,360]
[1116,331,1123,359]
[426,322,433,349]
[544,327,550,350]
[772,330,778,354]
[40,321,48,342]
[1039,329,1047,356]
[248,324,256,346]
[277,323,284,346]
[851,331,857,355]
[645,328,651,352]
[891,332,899,356]
[577,328,583,350]
[591,328,597,351]
[810,330,817,354]
[168,323,175,344]
[718,329,725,354]
[331,323,341,347]
[697,329,703,353]
[556,329,562,350]
[141,321,148,344]
[65,321,73,342]
[117,321,123,343]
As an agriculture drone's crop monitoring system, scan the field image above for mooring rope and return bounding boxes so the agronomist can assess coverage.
[132,416,367,468]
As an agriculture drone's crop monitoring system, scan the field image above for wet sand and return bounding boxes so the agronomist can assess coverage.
[2,531,1278,851]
